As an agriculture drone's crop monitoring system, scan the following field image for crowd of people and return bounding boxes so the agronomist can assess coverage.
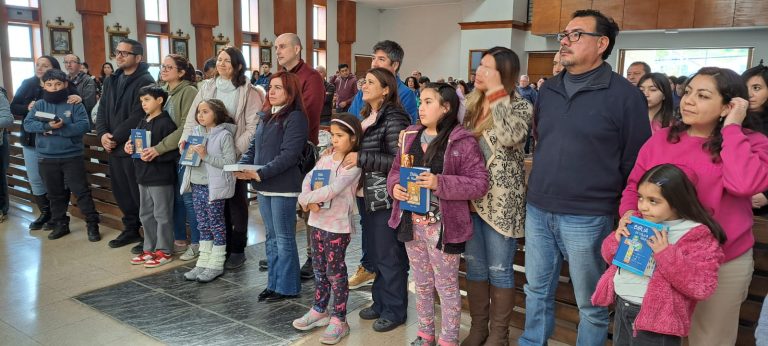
[1,7,768,346]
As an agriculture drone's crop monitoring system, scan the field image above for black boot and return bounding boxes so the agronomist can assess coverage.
[87,223,101,242]
[108,230,142,248]
[48,222,71,240]
[29,194,51,230]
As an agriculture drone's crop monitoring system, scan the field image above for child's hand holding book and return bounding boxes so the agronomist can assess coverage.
[392,184,408,202]
[124,141,134,155]
[647,228,669,253]
[48,118,63,129]
[190,144,207,160]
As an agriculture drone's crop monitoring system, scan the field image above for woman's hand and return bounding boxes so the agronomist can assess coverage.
[614,210,635,241]
[392,184,408,201]
[416,172,439,191]
[308,203,321,212]
[67,94,82,105]
[753,193,768,209]
[141,147,159,162]
[342,152,358,169]
[234,170,260,182]
[648,229,669,253]
[190,144,207,160]
[124,141,134,155]
[723,97,749,126]
[178,140,187,154]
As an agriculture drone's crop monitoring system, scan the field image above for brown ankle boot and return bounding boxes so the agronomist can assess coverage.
[485,285,515,346]
[460,280,490,346]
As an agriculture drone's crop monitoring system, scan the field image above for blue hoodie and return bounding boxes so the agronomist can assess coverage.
[23,99,90,159]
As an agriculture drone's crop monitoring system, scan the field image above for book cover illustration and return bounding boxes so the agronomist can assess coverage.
[310,169,332,209]
[130,129,151,159]
[400,166,430,214]
[179,135,206,166]
[612,216,667,276]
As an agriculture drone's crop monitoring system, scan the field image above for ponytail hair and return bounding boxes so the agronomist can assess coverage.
[166,54,196,83]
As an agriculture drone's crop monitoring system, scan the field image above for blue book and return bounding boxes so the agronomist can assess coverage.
[400,166,430,214]
[179,135,206,166]
[311,169,332,209]
[130,129,151,159]
[612,216,667,276]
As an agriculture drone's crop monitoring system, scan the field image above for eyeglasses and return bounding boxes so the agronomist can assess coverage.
[216,59,232,65]
[114,50,137,57]
[160,64,176,71]
[556,31,603,43]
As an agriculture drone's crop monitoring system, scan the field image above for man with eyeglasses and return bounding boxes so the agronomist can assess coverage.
[64,54,96,117]
[520,9,650,346]
[95,38,155,251]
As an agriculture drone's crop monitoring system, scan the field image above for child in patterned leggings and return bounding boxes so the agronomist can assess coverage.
[292,113,362,345]
[388,84,489,346]
[179,99,237,283]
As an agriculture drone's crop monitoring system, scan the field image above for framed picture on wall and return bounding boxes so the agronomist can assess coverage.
[46,18,74,55]
[170,30,190,58]
[106,23,131,58]
[468,49,486,81]
[213,33,230,54]
[260,46,271,67]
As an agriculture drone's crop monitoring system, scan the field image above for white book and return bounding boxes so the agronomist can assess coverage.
[223,164,264,172]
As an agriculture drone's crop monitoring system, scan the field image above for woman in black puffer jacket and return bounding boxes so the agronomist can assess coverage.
[342,67,411,332]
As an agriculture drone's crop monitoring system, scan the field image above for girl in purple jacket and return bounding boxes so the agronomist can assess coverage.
[387,84,489,346]
[593,164,725,345]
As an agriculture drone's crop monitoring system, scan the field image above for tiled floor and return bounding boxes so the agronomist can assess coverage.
[0,197,569,345]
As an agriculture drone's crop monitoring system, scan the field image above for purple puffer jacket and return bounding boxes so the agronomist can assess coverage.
[387,124,489,244]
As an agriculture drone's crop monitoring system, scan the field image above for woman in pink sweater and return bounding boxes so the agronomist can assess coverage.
[620,67,768,345]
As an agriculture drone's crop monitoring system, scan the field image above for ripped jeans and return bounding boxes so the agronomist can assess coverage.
[464,213,517,288]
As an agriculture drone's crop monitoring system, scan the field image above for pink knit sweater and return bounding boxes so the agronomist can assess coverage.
[591,224,724,337]
[620,125,768,261]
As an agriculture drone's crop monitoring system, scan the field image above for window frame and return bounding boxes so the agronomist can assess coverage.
[617,47,755,77]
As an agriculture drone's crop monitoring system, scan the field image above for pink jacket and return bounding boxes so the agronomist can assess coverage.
[591,224,724,337]
[620,125,768,261]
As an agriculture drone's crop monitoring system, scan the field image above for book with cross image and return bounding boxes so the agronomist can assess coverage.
[612,216,667,276]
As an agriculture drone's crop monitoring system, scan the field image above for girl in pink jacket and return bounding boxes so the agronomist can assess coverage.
[593,164,725,344]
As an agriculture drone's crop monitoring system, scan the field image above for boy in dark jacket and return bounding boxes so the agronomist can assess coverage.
[23,69,100,241]
[124,85,179,268]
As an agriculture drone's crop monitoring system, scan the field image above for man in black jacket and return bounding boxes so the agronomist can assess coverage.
[95,38,155,250]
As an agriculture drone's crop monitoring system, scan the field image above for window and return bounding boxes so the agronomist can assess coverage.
[312,4,327,69]
[8,24,40,93]
[241,44,260,80]
[144,0,168,23]
[146,35,169,80]
[5,0,38,7]
[620,48,753,78]
[241,0,259,33]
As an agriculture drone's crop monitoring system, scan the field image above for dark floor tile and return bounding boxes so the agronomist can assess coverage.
[164,279,245,306]
[241,301,315,340]
[206,287,291,321]
[140,307,236,345]
[95,292,196,330]
[189,322,288,346]
[74,281,154,309]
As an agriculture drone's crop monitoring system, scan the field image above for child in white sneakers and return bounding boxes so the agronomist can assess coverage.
[126,85,179,268]
[179,99,236,282]
[292,113,362,344]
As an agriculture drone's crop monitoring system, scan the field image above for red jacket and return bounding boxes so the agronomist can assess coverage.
[287,59,324,145]
[591,224,724,337]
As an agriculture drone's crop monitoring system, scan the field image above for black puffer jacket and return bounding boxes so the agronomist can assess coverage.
[358,102,411,212]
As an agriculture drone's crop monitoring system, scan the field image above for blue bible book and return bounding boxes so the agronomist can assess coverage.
[612,216,667,276]
[130,129,151,159]
[311,169,332,209]
[179,136,206,166]
[400,167,430,214]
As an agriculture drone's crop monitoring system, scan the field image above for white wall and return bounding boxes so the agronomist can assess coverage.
[353,3,380,63]
[259,0,275,71]
[169,0,197,66]
[214,0,235,55]
[378,3,462,80]
[325,0,339,74]
[461,0,513,23]
[103,0,138,64]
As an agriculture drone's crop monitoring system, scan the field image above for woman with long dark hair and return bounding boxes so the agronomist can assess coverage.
[620,67,768,346]
[638,72,675,132]
[349,67,411,332]
[743,63,768,216]
[180,46,264,269]
[461,47,532,346]
[235,71,308,302]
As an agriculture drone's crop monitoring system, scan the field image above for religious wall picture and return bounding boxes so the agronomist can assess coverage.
[260,46,272,67]
[468,49,486,81]
[46,17,74,55]
[170,30,190,58]
[106,23,131,58]
[213,33,230,54]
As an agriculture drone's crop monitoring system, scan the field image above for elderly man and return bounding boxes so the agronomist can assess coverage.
[64,54,97,116]
[626,61,651,86]
[519,9,650,346]
[517,74,538,106]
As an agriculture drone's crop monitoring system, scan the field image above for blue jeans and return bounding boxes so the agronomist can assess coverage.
[22,145,46,196]
[173,165,198,244]
[464,213,517,288]
[258,193,301,295]
[518,203,612,346]
[757,295,768,345]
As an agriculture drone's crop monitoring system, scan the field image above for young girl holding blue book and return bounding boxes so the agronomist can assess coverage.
[292,113,362,345]
[592,163,725,345]
[388,83,489,346]
[179,99,237,283]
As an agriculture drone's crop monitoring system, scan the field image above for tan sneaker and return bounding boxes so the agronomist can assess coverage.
[348,265,375,289]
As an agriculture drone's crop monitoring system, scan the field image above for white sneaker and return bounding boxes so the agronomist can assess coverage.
[180,244,199,261]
